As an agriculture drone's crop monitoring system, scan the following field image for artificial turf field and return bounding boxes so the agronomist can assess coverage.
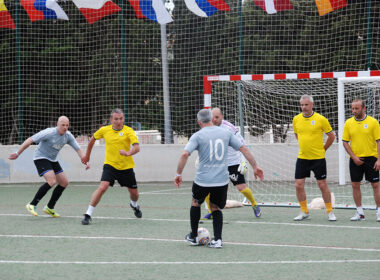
[1,182,379,280]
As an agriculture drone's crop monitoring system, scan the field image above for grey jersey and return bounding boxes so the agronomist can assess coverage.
[185,126,243,187]
[31,127,80,161]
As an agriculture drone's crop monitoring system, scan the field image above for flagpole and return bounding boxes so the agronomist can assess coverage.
[160,23,172,144]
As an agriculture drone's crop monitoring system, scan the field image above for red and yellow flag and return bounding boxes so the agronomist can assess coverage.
[0,0,15,29]
[315,0,348,16]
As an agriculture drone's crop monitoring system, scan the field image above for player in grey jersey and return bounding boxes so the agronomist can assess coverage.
[174,109,264,248]
[9,116,89,217]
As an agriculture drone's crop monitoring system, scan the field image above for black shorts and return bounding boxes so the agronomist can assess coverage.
[295,158,327,180]
[34,159,63,177]
[228,164,246,185]
[349,157,380,183]
[192,182,228,209]
[101,164,138,188]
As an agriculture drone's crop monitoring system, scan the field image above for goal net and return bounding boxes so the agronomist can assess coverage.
[204,71,380,209]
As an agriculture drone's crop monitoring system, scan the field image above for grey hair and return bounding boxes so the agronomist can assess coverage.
[197,109,212,124]
[110,108,124,117]
[300,95,314,103]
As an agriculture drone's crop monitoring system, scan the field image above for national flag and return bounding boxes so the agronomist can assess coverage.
[252,0,293,14]
[0,0,16,29]
[128,0,173,24]
[22,0,68,21]
[315,0,347,16]
[185,0,230,17]
[72,0,121,24]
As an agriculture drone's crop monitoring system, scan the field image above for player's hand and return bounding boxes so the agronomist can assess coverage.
[353,157,364,166]
[238,160,248,175]
[84,162,90,170]
[374,159,380,171]
[8,152,19,160]
[81,155,90,164]
[120,150,129,156]
[253,167,264,181]
[174,175,182,188]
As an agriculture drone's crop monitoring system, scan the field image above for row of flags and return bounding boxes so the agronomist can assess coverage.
[1,0,349,30]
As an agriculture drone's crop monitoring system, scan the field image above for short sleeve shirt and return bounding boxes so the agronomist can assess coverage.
[94,124,139,170]
[293,112,333,160]
[185,126,243,186]
[342,115,380,158]
[32,127,80,161]
[220,120,246,166]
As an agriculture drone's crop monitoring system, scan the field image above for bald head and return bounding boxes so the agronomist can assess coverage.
[211,107,223,126]
[57,116,70,135]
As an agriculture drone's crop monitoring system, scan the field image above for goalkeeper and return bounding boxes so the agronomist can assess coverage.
[203,108,262,219]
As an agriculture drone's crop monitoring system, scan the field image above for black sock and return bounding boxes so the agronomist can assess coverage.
[47,185,65,209]
[190,206,201,238]
[30,183,51,206]
[212,210,223,240]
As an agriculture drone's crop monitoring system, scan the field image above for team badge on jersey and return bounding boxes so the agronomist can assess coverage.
[364,124,368,129]
[119,132,123,136]
[311,120,316,125]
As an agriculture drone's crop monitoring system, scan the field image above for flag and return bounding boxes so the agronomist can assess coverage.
[315,0,347,16]
[185,0,230,17]
[72,0,121,24]
[0,0,15,29]
[128,0,173,24]
[252,0,293,14]
[22,0,68,21]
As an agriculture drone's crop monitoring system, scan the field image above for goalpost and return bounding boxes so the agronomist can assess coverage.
[204,70,380,209]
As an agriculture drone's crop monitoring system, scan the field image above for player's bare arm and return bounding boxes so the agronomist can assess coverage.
[8,137,34,160]
[343,141,364,166]
[375,140,380,171]
[174,151,190,188]
[323,131,335,151]
[120,143,140,156]
[83,136,96,163]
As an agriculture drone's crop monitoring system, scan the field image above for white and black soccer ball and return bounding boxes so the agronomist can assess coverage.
[197,227,210,245]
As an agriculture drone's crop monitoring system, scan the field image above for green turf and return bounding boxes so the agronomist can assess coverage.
[1,182,380,280]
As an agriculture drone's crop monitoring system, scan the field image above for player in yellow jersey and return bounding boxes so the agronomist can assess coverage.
[81,109,141,225]
[292,95,336,221]
[342,99,380,222]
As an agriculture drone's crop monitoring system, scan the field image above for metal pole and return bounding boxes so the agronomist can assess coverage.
[120,1,128,121]
[238,0,244,138]
[160,23,172,143]
[16,1,23,144]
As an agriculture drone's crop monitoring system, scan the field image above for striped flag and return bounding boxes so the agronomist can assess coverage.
[72,0,121,24]
[0,0,15,29]
[128,0,173,24]
[21,0,68,22]
[315,0,348,16]
[252,0,293,15]
[185,0,230,17]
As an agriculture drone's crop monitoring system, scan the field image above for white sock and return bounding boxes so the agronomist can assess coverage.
[130,200,138,208]
[86,205,94,216]
[357,206,364,215]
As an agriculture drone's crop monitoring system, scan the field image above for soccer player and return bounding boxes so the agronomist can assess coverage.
[8,116,89,217]
[202,107,261,219]
[81,108,141,225]
[342,99,380,221]
[292,95,337,221]
[174,109,264,248]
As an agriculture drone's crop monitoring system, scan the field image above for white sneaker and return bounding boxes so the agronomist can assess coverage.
[350,212,365,221]
[293,212,310,221]
[376,211,380,222]
[328,212,337,221]
[207,239,222,248]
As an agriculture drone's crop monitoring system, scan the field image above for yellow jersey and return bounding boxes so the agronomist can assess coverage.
[342,115,380,158]
[293,112,333,160]
[94,124,139,170]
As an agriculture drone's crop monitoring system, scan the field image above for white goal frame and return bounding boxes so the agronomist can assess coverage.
[203,70,380,208]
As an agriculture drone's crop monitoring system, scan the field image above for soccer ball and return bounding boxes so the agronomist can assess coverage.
[197,227,210,245]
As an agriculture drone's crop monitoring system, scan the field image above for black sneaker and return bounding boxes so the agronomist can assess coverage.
[130,203,142,218]
[185,233,199,246]
[81,214,92,225]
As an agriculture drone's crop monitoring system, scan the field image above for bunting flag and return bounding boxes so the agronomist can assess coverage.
[315,0,347,16]
[185,0,230,17]
[128,0,173,24]
[0,0,16,29]
[72,0,121,24]
[21,0,68,21]
[252,0,293,14]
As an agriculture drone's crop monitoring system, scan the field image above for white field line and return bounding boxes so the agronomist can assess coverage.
[1,213,380,231]
[1,259,380,265]
[0,234,379,252]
